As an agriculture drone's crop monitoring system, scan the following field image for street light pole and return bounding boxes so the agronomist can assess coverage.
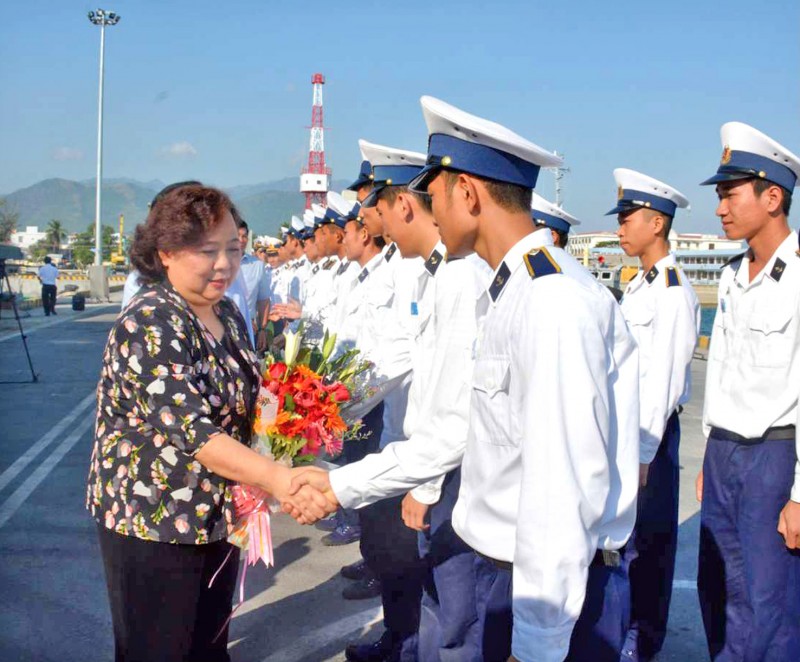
[88,9,120,266]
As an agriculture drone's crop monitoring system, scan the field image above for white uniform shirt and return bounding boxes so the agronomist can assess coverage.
[225,271,255,348]
[451,228,640,662]
[703,231,800,501]
[311,256,342,334]
[121,270,141,309]
[366,244,424,446]
[337,249,418,438]
[38,263,58,285]
[621,253,700,463]
[330,247,488,507]
[238,253,271,320]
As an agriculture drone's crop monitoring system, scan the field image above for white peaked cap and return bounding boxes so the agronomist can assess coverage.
[291,215,305,232]
[531,193,581,233]
[358,140,427,168]
[327,190,355,217]
[607,168,689,217]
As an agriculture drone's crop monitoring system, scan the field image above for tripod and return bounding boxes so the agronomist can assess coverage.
[0,259,38,383]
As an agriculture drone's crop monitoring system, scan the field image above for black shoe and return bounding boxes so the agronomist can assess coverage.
[341,558,370,581]
[342,575,381,600]
[321,523,360,546]
[315,512,340,532]
[345,631,399,662]
[51,310,57,315]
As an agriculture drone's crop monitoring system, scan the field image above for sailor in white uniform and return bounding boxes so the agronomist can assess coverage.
[697,122,800,661]
[607,168,699,662]
[531,192,581,250]
[408,96,639,662]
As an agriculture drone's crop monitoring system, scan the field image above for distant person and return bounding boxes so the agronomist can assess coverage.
[233,214,271,351]
[38,256,58,316]
[86,183,331,662]
[531,191,580,249]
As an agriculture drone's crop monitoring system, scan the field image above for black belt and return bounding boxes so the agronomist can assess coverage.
[476,551,512,572]
[710,425,796,445]
[476,548,621,572]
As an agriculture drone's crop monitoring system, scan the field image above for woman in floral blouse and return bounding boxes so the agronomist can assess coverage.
[86,184,331,662]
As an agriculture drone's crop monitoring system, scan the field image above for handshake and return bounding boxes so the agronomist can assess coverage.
[277,466,433,532]
[278,467,339,525]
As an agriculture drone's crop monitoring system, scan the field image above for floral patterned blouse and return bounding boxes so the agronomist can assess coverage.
[86,282,261,545]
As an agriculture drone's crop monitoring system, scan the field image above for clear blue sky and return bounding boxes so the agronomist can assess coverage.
[1,0,798,233]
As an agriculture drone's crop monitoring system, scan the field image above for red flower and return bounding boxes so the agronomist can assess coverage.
[268,363,288,381]
[326,382,351,403]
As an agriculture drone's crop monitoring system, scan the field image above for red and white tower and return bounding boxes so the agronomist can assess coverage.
[300,73,330,209]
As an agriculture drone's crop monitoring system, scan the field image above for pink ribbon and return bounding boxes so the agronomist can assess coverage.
[209,484,275,642]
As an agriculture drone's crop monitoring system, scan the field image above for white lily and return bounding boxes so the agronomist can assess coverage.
[284,329,301,366]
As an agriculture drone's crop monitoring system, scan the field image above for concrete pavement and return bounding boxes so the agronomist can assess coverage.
[0,300,710,661]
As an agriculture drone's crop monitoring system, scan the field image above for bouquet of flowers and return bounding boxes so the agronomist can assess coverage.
[227,326,373,570]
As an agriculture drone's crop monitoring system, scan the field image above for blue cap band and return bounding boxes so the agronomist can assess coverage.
[701,150,797,190]
[532,210,572,233]
[418,133,542,189]
[372,164,425,187]
[346,160,374,191]
[605,189,677,217]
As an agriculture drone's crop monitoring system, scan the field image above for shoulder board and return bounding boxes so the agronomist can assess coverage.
[665,267,681,287]
[722,251,747,268]
[523,247,562,279]
[770,257,787,282]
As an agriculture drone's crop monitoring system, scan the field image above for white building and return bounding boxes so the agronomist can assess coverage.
[567,231,618,258]
[671,233,743,251]
[568,230,743,259]
[10,226,47,250]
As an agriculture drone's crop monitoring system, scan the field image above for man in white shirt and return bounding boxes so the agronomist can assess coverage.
[233,216,271,351]
[697,122,800,661]
[38,256,59,316]
[608,169,699,662]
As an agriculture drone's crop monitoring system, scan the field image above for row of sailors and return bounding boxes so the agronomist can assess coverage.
[272,97,800,662]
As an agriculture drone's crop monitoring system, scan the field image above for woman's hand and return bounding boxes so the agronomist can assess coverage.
[195,434,335,523]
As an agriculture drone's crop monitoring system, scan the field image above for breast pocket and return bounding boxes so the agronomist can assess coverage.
[625,307,655,358]
[471,356,512,446]
[749,306,794,368]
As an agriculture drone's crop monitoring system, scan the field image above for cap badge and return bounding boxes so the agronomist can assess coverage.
[441,156,452,167]
[721,145,732,165]
[617,185,624,201]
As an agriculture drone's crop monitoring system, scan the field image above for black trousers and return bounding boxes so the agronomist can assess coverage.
[96,525,240,662]
[361,494,425,639]
[41,284,56,315]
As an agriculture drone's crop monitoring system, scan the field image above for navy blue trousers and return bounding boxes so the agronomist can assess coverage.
[698,435,800,661]
[471,553,629,662]
[417,468,482,662]
[621,412,680,661]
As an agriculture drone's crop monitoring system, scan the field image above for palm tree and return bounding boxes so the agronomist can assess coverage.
[46,220,65,253]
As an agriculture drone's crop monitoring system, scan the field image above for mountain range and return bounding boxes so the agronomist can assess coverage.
[2,177,351,237]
